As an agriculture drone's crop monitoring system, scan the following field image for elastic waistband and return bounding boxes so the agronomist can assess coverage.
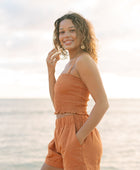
[55,114,89,128]
[56,113,79,119]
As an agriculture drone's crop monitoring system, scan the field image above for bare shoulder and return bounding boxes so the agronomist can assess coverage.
[75,52,97,74]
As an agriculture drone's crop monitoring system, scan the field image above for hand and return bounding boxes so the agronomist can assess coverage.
[46,48,61,73]
[75,132,84,145]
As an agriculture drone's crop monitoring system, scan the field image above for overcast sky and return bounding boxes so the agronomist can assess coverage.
[0,0,140,99]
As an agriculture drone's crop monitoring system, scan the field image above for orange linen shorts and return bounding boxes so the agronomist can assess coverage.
[45,114,103,170]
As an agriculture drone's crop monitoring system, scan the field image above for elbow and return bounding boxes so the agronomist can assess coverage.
[96,98,109,112]
[102,101,109,115]
[105,99,109,111]
[102,96,109,111]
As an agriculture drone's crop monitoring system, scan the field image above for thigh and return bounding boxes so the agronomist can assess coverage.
[62,119,103,170]
[45,139,63,168]
[62,122,86,169]
[81,128,103,169]
[41,162,64,170]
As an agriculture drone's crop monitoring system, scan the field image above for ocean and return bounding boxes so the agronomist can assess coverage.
[0,98,140,170]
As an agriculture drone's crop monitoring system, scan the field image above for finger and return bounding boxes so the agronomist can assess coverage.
[53,51,61,57]
[47,52,59,63]
[46,49,61,65]
[47,49,56,61]
[54,55,60,62]
[48,48,56,54]
[48,49,57,58]
[51,52,61,61]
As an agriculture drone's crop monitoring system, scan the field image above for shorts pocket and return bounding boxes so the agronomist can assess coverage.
[73,122,83,146]
[74,132,82,146]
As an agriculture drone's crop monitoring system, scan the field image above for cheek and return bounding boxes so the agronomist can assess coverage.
[73,33,81,45]
[72,32,77,39]
[59,35,63,44]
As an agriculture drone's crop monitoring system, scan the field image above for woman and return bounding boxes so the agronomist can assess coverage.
[41,12,109,170]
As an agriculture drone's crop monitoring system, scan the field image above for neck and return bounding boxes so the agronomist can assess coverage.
[68,48,83,60]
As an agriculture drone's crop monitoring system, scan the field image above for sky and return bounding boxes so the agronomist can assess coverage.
[0,0,140,99]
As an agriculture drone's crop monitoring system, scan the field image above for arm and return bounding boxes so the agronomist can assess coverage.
[46,49,60,107]
[48,72,56,107]
[76,54,109,144]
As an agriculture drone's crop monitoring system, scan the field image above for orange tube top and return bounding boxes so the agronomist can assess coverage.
[54,73,89,115]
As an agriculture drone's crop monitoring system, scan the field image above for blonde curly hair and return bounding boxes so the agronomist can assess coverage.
[53,12,98,63]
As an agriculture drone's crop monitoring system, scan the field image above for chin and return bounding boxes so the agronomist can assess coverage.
[63,45,75,51]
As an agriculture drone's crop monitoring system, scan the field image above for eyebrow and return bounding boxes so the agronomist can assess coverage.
[59,26,75,30]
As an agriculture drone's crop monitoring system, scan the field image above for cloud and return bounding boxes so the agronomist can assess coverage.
[102,72,140,98]
[1,0,87,31]
[0,0,51,30]
[0,68,49,98]
[83,0,140,44]
[0,0,140,98]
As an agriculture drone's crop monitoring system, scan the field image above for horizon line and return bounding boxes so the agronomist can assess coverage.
[0,97,140,100]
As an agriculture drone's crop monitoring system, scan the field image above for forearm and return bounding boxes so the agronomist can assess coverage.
[48,72,56,106]
[77,101,109,144]
[46,48,60,106]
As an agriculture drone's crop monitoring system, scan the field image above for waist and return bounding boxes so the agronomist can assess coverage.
[56,113,77,119]
[56,112,88,119]
[55,113,89,128]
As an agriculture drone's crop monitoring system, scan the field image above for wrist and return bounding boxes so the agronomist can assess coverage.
[76,132,85,144]
[48,70,55,77]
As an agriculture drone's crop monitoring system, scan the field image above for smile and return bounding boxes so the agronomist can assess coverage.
[63,40,73,45]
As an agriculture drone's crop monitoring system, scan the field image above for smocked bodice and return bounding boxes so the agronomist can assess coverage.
[54,73,89,115]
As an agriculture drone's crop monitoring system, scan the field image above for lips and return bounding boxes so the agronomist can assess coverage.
[63,40,73,45]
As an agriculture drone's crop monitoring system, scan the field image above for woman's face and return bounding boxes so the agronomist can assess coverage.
[59,19,82,51]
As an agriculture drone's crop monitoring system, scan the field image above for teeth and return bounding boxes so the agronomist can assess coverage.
[64,40,72,44]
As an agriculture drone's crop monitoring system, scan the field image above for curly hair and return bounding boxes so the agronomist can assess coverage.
[53,12,98,63]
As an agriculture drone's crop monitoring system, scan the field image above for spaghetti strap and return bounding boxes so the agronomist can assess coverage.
[67,57,78,74]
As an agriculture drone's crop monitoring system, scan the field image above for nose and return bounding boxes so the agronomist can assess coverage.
[63,31,71,37]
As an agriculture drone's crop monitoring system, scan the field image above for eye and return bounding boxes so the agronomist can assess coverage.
[59,31,65,34]
[70,29,75,32]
